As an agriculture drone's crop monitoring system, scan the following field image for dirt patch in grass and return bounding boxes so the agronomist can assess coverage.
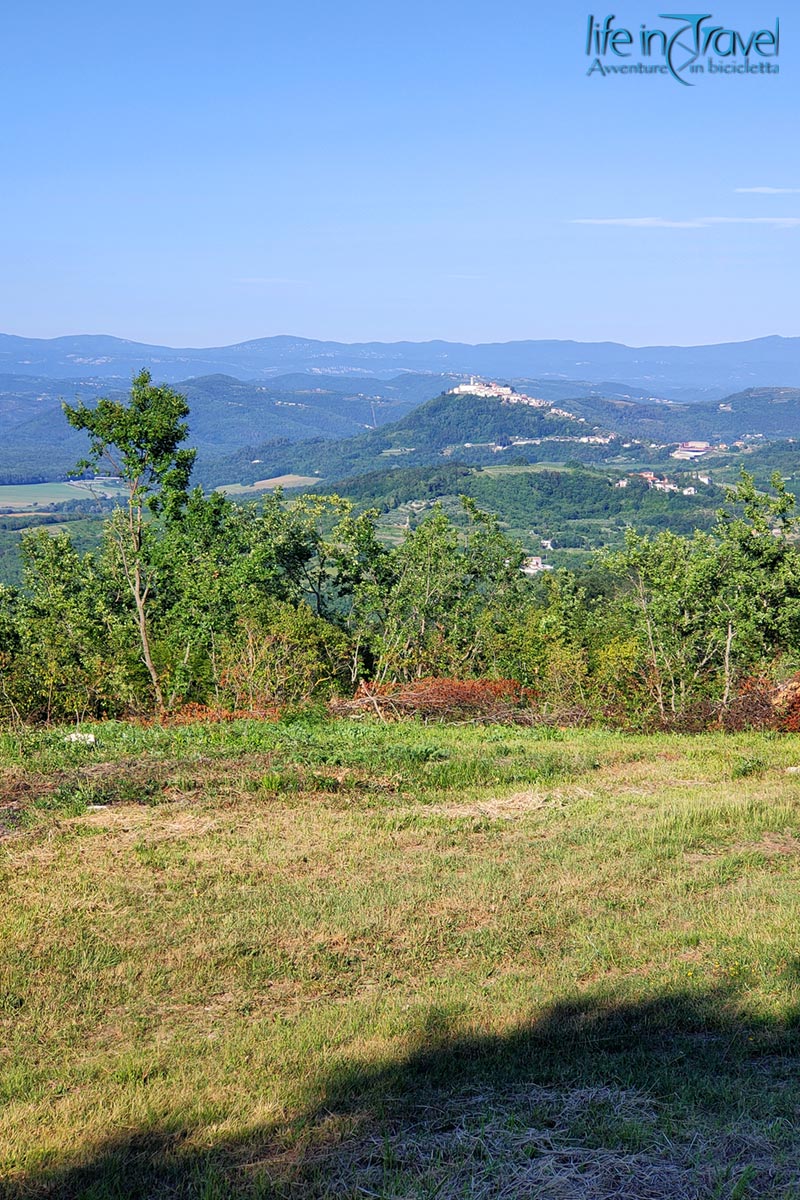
[686,832,800,864]
[749,832,800,856]
[416,789,554,819]
[82,806,220,840]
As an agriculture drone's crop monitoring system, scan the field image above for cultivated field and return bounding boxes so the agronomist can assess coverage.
[0,481,127,512]
[1,719,799,1198]
[217,476,320,496]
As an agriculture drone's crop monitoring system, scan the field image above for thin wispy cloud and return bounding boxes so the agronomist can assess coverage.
[735,187,800,194]
[572,216,800,229]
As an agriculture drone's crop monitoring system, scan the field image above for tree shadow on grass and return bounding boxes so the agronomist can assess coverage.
[4,981,800,1200]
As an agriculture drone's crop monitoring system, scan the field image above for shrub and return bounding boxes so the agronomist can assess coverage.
[219,600,352,709]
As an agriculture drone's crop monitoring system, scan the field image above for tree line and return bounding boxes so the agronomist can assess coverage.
[1,371,799,728]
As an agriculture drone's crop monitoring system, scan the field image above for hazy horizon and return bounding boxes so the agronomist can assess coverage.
[3,329,800,353]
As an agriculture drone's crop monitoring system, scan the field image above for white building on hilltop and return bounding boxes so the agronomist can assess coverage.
[450,377,516,399]
[449,378,562,413]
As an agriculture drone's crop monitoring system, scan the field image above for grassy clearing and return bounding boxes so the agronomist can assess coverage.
[1,718,800,1198]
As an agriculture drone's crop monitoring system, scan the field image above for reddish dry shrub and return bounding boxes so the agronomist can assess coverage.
[770,674,800,732]
[721,676,778,732]
[330,677,551,724]
[122,673,800,732]
[647,675,793,733]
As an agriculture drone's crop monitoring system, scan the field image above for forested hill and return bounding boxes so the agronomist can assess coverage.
[562,386,800,444]
[0,371,450,485]
[198,390,592,489]
[0,370,673,485]
[5,367,800,504]
[6,362,800,488]
[199,382,800,490]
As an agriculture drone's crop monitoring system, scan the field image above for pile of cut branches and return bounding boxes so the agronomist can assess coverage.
[330,677,572,724]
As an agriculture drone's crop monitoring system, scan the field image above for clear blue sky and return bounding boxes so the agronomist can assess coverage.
[0,0,797,346]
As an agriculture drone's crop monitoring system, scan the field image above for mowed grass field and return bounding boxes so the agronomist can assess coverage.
[1,718,800,1198]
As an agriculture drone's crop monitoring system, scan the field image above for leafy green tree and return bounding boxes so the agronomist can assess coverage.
[359,502,525,682]
[148,490,375,707]
[9,530,141,721]
[713,469,800,700]
[605,471,800,723]
[63,371,196,711]
[0,582,23,723]
[486,569,606,711]
[151,489,330,707]
[606,530,726,720]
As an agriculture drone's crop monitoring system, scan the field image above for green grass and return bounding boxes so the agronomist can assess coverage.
[1,718,800,1197]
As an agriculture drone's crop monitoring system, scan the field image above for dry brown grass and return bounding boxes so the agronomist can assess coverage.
[1,722,800,1197]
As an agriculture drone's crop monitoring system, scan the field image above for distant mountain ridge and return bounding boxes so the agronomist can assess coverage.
[4,332,800,397]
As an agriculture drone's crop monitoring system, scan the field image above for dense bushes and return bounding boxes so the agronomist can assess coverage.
[217,601,352,709]
[2,373,800,729]
[2,472,800,729]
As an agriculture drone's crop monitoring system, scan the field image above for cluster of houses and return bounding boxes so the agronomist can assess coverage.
[615,470,706,495]
[462,433,617,453]
[449,378,583,424]
[449,381,761,467]
[451,378,528,400]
